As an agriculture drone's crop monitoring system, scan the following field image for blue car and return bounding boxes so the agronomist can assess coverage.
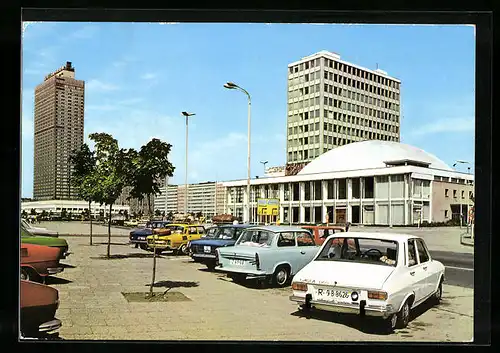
[129,221,170,250]
[188,224,253,270]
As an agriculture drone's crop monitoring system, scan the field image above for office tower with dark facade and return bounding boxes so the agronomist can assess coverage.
[286,51,401,165]
[33,62,85,200]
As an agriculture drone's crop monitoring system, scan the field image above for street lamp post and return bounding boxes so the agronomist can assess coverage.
[224,82,252,224]
[260,160,268,176]
[181,111,196,217]
[452,160,471,229]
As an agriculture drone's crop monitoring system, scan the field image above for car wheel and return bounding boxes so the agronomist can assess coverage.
[433,279,443,305]
[139,244,148,251]
[154,248,163,255]
[206,263,216,271]
[394,299,411,329]
[179,244,188,255]
[229,273,246,283]
[272,266,290,288]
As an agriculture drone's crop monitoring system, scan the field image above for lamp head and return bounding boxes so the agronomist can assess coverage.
[224,82,238,89]
[182,111,195,117]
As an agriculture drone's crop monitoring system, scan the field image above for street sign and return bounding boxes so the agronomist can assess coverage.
[257,198,279,216]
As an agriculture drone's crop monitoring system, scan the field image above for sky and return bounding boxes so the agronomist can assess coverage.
[21,22,475,198]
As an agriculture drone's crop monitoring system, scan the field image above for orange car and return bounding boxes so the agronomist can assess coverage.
[20,280,62,338]
[21,243,64,282]
[300,225,348,245]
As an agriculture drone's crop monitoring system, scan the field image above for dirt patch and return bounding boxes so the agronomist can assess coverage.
[121,291,191,302]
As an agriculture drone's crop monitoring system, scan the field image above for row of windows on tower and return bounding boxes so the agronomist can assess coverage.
[289,57,400,89]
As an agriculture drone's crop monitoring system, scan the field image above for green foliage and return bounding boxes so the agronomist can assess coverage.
[167,211,174,221]
[155,209,161,217]
[69,144,97,203]
[30,208,37,215]
[21,210,28,218]
[125,139,175,217]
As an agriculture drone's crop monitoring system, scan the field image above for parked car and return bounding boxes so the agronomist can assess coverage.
[300,225,347,245]
[188,224,253,270]
[289,232,445,331]
[21,219,59,237]
[216,226,320,287]
[146,223,205,255]
[21,243,64,282]
[125,219,138,227]
[129,221,171,250]
[202,225,219,238]
[21,225,70,260]
[20,280,62,338]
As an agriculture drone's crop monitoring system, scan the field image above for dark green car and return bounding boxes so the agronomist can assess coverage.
[21,226,70,260]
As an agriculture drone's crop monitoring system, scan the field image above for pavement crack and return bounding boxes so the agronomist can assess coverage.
[434,307,473,318]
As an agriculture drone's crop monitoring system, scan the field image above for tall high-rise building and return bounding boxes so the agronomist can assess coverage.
[33,62,85,200]
[286,51,401,165]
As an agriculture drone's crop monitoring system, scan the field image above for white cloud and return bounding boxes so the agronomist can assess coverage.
[141,73,157,80]
[70,25,99,39]
[159,22,180,25]
[411,117,474,136]
[86,79,119,92]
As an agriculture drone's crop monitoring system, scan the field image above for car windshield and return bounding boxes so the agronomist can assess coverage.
[164,225,185,234]
[204,227,218,238]
[315,237,398,267]
[215,227,241,240]
[236,230,274,247]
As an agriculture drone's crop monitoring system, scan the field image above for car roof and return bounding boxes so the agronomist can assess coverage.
[325,232,421,242]
[245,225,309,233]
[219,224,253,229]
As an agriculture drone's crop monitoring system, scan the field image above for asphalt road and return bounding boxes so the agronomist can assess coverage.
[429,250,474,289]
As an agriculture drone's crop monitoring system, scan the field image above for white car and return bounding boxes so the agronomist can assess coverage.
[21,219,59,237]
[289,232,445,331]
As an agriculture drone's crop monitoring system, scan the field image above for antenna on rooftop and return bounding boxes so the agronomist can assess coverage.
[376,63,379,70]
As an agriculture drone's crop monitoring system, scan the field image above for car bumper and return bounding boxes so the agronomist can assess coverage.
[216,266,268,280]
[39,319,62,333]
[192,253,216,260]
[47,267,64,275]
[129,240,148,244]
[148,244,171,250]
[289,295,395,318]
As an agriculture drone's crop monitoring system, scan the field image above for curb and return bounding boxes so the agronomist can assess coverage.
[460,234,474,247]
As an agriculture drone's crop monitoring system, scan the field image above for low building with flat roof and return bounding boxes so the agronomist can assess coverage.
[222,140,473,226]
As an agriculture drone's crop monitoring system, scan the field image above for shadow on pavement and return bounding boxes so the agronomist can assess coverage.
[290,297,439,336]
[89,253,165,260]
[146,280,199,290]
[20,332,64,340]
[44,276,73,285]
[96,242,130,246]
[290,309,392,335]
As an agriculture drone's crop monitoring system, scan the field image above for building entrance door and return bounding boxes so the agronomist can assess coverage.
[351,206,360,224]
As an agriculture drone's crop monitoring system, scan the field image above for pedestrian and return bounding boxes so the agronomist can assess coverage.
[345,221,350,232]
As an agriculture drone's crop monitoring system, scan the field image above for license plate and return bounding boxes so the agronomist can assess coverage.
[229,259,245,266]
[139,237,145,240]
[204,246,211,253]
[315,288,351,302]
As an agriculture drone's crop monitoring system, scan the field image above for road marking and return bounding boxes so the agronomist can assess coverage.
[445,265,474,271]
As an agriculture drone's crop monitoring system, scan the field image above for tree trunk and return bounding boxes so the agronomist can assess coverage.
[107,203,112,258]
[89,200,93,245]
[149,234,157,297]
[147,194,152,219]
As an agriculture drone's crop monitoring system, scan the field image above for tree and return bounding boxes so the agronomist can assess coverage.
[89,133,128,258]
[70,143,98,245]
[155,209,161,217]
[61,209,67,220]
[67,211,73,221]
[124,209,129,220]
[123,138,175,298]
[167,211,174,221]
[30,208,37,216]
[196,211,203,219]
[21,210,28,219]
[41,210,48,220]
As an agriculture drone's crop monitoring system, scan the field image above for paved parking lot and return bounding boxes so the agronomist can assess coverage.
[43,235,473,342]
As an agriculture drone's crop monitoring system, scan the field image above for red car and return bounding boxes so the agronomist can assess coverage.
[300,225,348,245]
[21,243,64,282]
[20,280,62,337]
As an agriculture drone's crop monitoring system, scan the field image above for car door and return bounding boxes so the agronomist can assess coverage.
[295,231,319,272]
[407,239,427,303]
[415,238,435,298]
[275,231,298,273]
